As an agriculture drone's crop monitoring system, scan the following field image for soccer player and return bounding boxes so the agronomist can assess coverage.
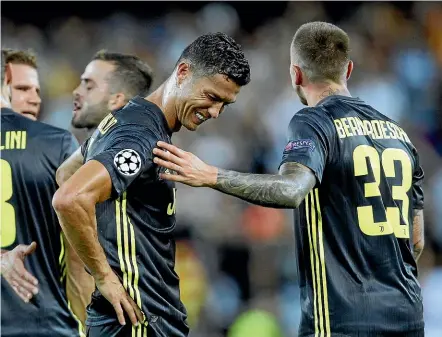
[57,50,154,185]
[71,50,154,134]
[52,33,250,337]
[0,49,94,336]
[3,48,41,120]
[153,22,425,337]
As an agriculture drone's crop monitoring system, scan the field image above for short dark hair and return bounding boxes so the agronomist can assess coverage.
[2,48,38,84]
[92,50,154,98]
[176,32,250,86]
[291,22,350,83]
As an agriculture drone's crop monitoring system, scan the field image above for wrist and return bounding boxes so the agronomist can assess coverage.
[91,265,113,283]
[205,165,218,187]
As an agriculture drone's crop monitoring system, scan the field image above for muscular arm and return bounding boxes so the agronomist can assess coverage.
[52,160,113,281]
[64,234,95,325]
[412,209,424,261]
[213,162,317,209]
[56,147,84,187]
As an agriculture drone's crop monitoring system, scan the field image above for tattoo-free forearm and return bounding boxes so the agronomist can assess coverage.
[54,195,112,281]
[214,164,316,208]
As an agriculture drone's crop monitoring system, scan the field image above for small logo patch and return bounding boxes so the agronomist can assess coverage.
[114,149,142,176]
[284,139,316,153]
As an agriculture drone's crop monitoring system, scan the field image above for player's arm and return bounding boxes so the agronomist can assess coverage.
[412,209,424,261]
[411,156,425,261]
[63,234,94,325]
[153,109,331,208]
[56,135,90,186]
[153,145,315,208]
[56,147,84,186]
[52,161,143,326]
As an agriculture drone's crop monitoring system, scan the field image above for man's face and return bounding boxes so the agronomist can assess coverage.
[176,73,241,131]
[72,60,115,129]
[10,64,41,120]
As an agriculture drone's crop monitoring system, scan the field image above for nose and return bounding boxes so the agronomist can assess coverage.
[28,90,41,105]
[208,102,224,119]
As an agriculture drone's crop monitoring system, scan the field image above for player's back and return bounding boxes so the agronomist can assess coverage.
[285,96,424,336]
[1,107,81,337]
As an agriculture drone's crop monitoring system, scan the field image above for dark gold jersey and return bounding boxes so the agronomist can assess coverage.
[279,96,424,336]
[1,108,82,337]
[82,97,188,337]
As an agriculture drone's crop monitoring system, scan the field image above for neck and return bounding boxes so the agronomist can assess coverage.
[305,81,351,107]
[146,77,181,133]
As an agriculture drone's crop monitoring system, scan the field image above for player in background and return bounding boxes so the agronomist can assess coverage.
[2,48,41,120]
[0,49,94,336]
[53,33,250,337]
[153,22,425,337]
[57,50,154,185]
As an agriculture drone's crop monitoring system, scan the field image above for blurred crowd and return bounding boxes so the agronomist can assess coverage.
[2,2,442,336]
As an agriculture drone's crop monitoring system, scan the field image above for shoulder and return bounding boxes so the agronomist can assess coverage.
[288,107,334,131]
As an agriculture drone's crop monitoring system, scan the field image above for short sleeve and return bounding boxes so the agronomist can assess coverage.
[87,125,156,197]
[412,151,424,210]
[279,109,334,183]
[61,132,79,163]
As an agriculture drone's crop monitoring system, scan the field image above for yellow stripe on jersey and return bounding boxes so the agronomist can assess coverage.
[117,192,147,335]
[306,189,330,337]
[122,193,136,300]
[59,233,66,282]
[305,195,319,337]
[315,189,331,336]
[67,300,86,337]
[116,197,128,291]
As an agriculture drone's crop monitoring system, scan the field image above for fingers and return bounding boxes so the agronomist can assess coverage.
[126,292,145,324]
[159,173,184,182]
[153,156,181,173]
[112,301,126,326]
[23,242,37,255]
[152,148,184,166]
[10,269,39,296]
[14,263,38,287]
[156,141,185,157]
[120,295,140,326]
[10,281,32,303]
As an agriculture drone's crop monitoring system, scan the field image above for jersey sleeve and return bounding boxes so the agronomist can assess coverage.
[411,151,424,210]
[86,125,156,197]
[60,132,79,164]
[279,108,335,183]
[80,137,91,158]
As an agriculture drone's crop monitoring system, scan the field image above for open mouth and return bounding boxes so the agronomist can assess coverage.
[22,111,37,119]
[73,101,82,115]
[195,111,208,122]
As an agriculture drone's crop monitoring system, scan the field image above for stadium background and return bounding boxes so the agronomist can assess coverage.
[2,1,442,336]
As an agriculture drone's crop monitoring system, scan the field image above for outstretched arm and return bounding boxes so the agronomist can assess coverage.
[152,141,316,208]
[214,162,316,208]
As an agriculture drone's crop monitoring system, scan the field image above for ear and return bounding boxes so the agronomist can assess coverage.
[176,62,191,87]
[293,65,303,86]
[4,63,12,85]
[107,92,127,111]
[346,61,353,81]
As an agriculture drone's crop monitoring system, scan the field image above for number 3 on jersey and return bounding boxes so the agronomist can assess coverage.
[1,159,16,247]
[353,145,412,238]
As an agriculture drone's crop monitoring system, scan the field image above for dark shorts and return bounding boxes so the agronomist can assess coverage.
[309,331,425,337]
[86,323,150,337]
[86,316,189,337]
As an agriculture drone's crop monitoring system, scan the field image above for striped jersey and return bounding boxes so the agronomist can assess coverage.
[82,96,188,337]
[279,96,424,336]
